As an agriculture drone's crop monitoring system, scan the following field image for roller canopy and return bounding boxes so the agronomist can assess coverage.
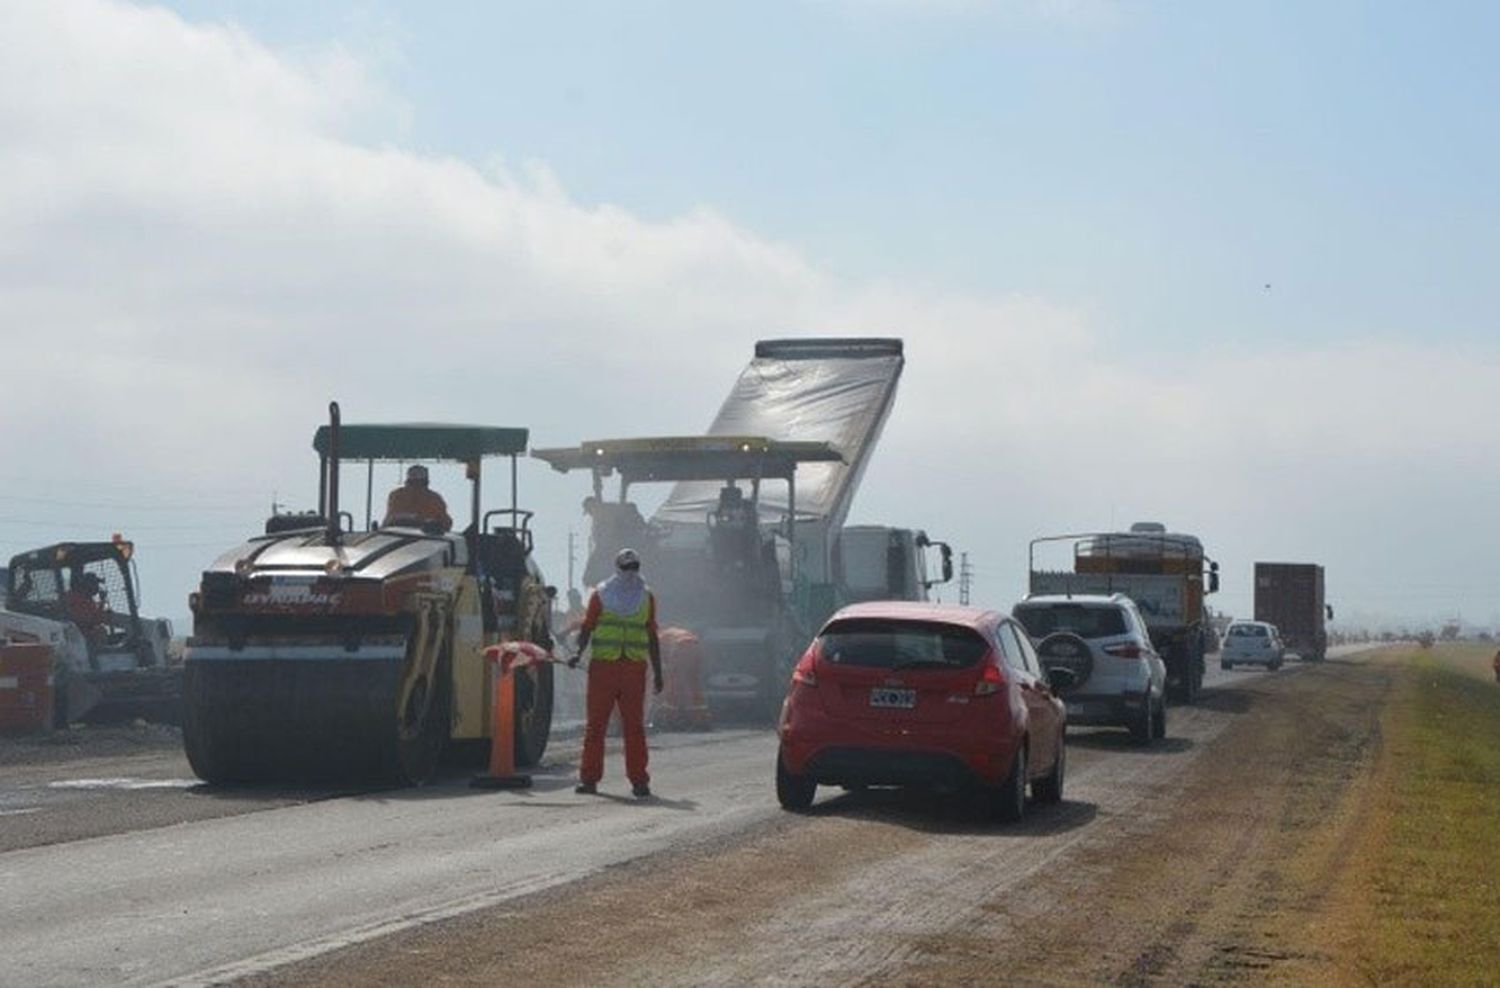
[312,423,529,461]
[532,436,844,484]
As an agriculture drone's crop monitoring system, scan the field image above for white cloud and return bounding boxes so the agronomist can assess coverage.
[0,0,1494,627]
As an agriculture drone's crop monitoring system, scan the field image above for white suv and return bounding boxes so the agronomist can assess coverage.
[1012,594,1167,744]
[1220,621,1285,670]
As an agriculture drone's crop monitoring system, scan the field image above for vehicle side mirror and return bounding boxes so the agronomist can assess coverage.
[1045,666,1077,693]
[940,543,954,584]
[1208,561,1220,595]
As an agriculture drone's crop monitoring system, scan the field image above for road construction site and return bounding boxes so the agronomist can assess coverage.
[0,644,1408,987]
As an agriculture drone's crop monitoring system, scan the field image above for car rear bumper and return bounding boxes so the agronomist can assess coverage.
[1061,689,1148,727]
[1222,652,1280,666]
[779,695,1020,788]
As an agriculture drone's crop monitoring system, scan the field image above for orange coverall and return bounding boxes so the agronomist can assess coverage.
[383,484,452,532]
[579,591,657,787]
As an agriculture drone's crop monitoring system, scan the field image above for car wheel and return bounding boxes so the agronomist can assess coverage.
[1270,661,1283,671]
[1152,698,1167,740]
[775,751,816,811]
[1128,699,1153,745]
[1032,739,1065,805]
[987,746,1028,823]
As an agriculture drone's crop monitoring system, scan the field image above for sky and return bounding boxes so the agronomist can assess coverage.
[1,0,1498,631]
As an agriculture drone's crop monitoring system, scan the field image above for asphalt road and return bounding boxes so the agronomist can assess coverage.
[0,648,1366,987]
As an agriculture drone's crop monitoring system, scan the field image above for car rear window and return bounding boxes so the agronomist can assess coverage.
[1013,603,1127,639]
[818,618,989,670]
[1228,624,1268,638]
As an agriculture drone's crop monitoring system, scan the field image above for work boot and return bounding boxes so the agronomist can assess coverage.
[575,782,597,795]
[632,783,652,799]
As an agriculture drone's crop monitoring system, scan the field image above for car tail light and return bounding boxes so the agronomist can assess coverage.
[974,659,1004,696]
[791,645,819,688]
[1104,642,1142,659]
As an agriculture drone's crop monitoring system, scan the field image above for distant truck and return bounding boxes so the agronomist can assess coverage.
[1253,563,1332,661]
[1029,523,1220,703]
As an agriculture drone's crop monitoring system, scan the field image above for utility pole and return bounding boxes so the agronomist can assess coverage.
[567,529,577,592]
[959,552,973,606]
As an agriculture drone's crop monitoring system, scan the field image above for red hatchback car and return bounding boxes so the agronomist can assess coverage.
[776,602,1071,821]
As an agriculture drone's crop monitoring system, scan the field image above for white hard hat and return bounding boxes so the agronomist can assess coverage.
[615,547,641,570]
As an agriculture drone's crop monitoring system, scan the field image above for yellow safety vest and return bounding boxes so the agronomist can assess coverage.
[591,593,653,662]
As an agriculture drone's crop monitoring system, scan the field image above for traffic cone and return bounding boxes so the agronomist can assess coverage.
[471,641,554,790]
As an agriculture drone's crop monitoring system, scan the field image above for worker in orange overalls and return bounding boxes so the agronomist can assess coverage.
[569,548,663,798]
[654,627,712,731]
[383,465,453,532]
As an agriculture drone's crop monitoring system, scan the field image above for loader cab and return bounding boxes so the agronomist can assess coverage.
[5,539,151,670]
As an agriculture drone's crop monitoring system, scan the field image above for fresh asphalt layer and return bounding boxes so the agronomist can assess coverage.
[0,648,1367,987]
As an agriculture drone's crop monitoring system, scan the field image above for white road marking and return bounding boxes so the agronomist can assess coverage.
[46,778,198,791]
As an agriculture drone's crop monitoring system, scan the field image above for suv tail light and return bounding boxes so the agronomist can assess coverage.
[1104,642,1143,659]
[974,659,1004,696]
[791,645,819,688]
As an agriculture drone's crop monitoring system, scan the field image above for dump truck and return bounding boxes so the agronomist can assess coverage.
[1253,562,1331,661]
[0,538,179,725]
[834,525,953,606]
[1029,523,1220,702]
[182,404,555,785]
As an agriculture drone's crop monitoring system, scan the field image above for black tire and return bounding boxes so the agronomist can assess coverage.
[1220,661,1231,671]
[776,751,816,811]
[1033,738,1065,805]
[987,746,1028,823]
[394,659,451,786]
[512,662,554,768]
[1036,633,1092,693]
[1128,698,1153,745]
[1152,697,1167,740]
[1270,661,1283,672]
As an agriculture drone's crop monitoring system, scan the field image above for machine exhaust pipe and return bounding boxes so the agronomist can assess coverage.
[326,401,341,543]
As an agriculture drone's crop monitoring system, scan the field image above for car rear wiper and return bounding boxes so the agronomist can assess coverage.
[890,659,953,670]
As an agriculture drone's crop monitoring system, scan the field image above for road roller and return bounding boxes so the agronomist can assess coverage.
[182,403,555,785]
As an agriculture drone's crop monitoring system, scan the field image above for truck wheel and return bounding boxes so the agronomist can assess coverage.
[1220,661,1231,671]
[987,746,1028,823]
[776,751,816,811]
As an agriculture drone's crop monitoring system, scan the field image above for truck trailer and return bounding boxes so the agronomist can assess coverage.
[1253,562,1331,661]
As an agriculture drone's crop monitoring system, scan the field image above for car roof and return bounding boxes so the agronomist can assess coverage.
[1017,593,1131,607]
[824,601,1001,630]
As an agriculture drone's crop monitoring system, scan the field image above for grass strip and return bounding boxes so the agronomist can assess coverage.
[1352,650,1500,984]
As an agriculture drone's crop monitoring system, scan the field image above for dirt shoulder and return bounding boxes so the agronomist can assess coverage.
[254,649,1409,988]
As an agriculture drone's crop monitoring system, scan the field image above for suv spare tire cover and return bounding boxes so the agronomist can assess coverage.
[1037,632,1093,691]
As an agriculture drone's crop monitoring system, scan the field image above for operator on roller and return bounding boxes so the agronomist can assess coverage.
[383,464,452,532]
[569,547,664,798]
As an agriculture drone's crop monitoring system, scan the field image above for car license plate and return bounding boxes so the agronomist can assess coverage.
[869,688,917,709]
